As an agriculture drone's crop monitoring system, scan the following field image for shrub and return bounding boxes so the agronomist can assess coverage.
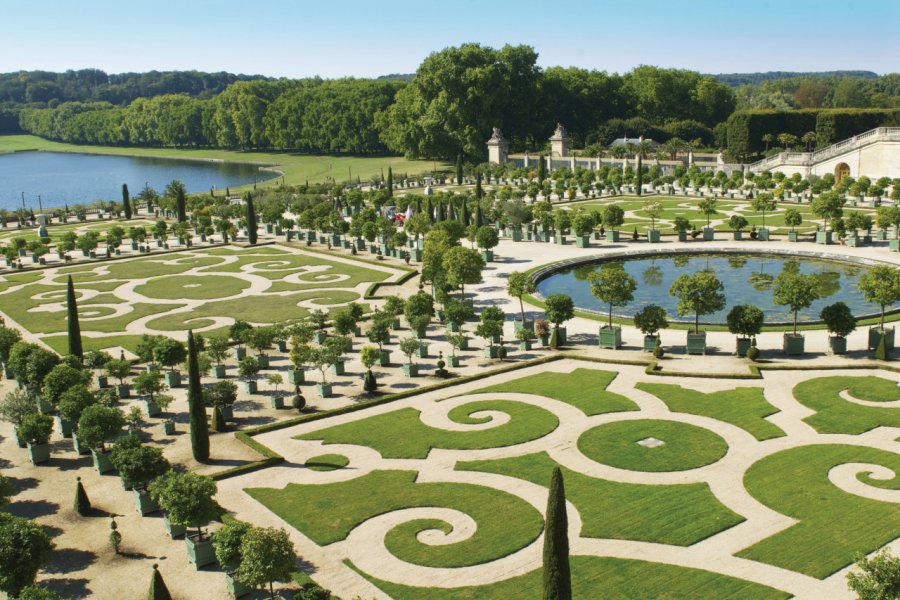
[76,405,125,450]
[18,413,53,445]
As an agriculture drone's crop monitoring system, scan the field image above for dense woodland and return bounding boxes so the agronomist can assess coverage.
[2,45,899,162]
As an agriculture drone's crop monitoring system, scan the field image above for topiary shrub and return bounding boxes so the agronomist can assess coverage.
[746,346,760,361]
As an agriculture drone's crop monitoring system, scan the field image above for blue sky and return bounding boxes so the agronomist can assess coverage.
[2,0,897,77]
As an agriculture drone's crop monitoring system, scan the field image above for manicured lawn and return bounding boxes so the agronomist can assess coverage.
[304,454,349,471]
[350,555,789,599]
[0,134,449,189]
[738,444,900,578]
[474,368,638,415]
[460,452,743,546]
[636,383,785,441]
[43,333,147,355]
[134,274,251,300]
[246,470,544,568]
[295,400,559,459]
[793,376,900,434]
[577,419,728,472]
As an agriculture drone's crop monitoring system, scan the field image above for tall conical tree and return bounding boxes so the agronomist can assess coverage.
[475,201,484,228]
[460,197,469,226]
[176,186,186,223]
[447,199,455,222]
[149,564,172,600]
[636,153,643,197]
[74,477,90,516]
[435,199,444,222]
[66,275,83,361]
[426,197,434,224]
[387,167,394,197]
[122,183,132,220]
[475,172,483,200]
[542,467,571,600]
[538,154,547,185]
[187,331,209,461]
[456,155,464,185]
[245,193,258,245]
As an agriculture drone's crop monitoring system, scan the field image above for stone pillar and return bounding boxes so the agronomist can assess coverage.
[549,123,570,157]
[524,152,530,168]
[486,127,508,164]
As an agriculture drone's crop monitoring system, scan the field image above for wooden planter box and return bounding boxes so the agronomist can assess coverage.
[317,383,332,397]
[735,337,752,357]
[575,235,590,248]
[256,355,269,369]
[233,347,246,360]
[647,229,661,243]
[403,364,419,377]
[162,420,176,435]
[330,361,345,376]
[481,249,494,262]
[643,335,658,352]
[134,488,159,515]
[214,365,227,378]
[868,327,895,350]
[56,416,73,438]
[483,346,501,359]
[788,232,799,242]
[92,449,114,474]
[686,331,707,355]
[143,400,161,418]
[783,333,805,355]
[702,228,715,241]
[416,344,429,358]
[287,369,304,384]
[598,326,622,349]
[829,336,847,355]
[379,350,391,366]
[28,443,51,465]
[186,534,217,569]
[270,396,284,409]
[165,515,186,538]
[244,381,257,393]
[226,571,252,598]
[165,371,182,388]
[816,231,832,245]
[447,355,460,368]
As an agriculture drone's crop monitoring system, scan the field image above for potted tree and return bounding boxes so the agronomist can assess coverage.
[308,310,329,343]
[154,337,186,388]
[535,318,551,347]
[729,215,749,240]
[207,335,230,379]
[266,374,284,408]
[552,210,570,245]
[589,264,637,349]
[367,313,393,366]
[105,358,132,399]
[698,198,718,240]
[669,271,726,355]
[156,394,175,434]
[446,331,466,367]
[247,326,276,370]
[820,301,856,355]
[77,404,125,474]
[0,388,37,448]
[133,368,167,418]
[784,208,803,242]
[634,305,669,352]
[213,520,254,598]
[507,271,536,333]
[325,336,351,376]
[19,412,54,465]
[235,526,297,600]
[85,350,112,388]
[360,345,380,394]
[149,471,219,568]
[751,193,775,240]
[673,217,691,242]
[644,201,662,243]
[444,299,474,333]
[109,437,171,515]
[726,305,764,357]
[404,291,435,337]
[383,296,406,329]
[238,356,260,393]
[311,342,340,397]
[811,191,843,245]
[516,327,536,350]
[476,306,505,359]
[572,212,594,248]
[399,336,422,377]
[204,380,238,421]
[544,294,574,349]
[773,271,820,355]
[858,265,900,351]
[602,204,624,242]
[229,321,253,360]
[476,225,499,261]
[58,386,96,444]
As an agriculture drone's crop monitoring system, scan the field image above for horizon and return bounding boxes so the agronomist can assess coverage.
[3,0,898,79]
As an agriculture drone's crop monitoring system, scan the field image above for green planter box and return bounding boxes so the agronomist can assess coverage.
[513,320,534,333]
[647,229,661,243]
[868,327,895,350]
[257,355,269,369]
[518,339,532,351]
[511,230,523,242]
[788,232,799,242]
[143,400,161,418]
[735,337,752,357]
[270,396,284,409]
[276,340,287,352]
[416,344,429,358]
[890,239,900,252]
[783,333,805,355]
[226,571,252,598]
[317,383,332,397]
[96,375,109,388]
[686,331,707,355]
[816,231,832,245]
[643,335,658,352]
[314,330,327,343]
[233,347,246,360]
[162,420,176,435]
[28,443,51,465]
[165,515,186,539]
[484,346,501,359]
[829,336,848,355]
[677,231,688,242]
[575,235,590,248]
[447,355,460,368]
[244,381,257,393]
[92,449,114,474]
[403,364,419,377]
[554,235,567,245]
[186,534,217,569]
[116,383,130,399]
[134,488,159,515]
[287,369,304,384]
[214,365,227,378]
[847,235,861,247]
[72,432,90,455]
[330,361,345,376]
[733,231,743,240]
[598,326,622,349]
[165,371,182,388]
[56,416,73,438]
[481,249,494,261]
[379,350,391,366]
[556,327,567,346]
[702,228,715,241]
[37,397,54,414]
[219,405,233,421]
[877,230,888,240]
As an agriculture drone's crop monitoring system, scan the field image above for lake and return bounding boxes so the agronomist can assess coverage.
[0,151,278,211]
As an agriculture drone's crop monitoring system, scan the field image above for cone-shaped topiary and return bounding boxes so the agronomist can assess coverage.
[542,467,571,600]
[74,477,90,516]
[122,183,132,220]
[148,563,172,600]
[66,276,83,361]
[876,333,890,361]
[245,193,257,245]
[387,167,393,197]
[456,155,463,186]
[549,327,559,350]
[187,331,209,461]
[363,369,377,393]
[211,405,226,433]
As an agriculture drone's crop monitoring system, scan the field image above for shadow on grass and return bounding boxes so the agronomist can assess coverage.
[45,578,91,598]
[6,499,60,519]
[44,548,98,574]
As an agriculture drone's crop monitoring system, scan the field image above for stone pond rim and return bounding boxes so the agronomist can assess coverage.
[529,247,900,328]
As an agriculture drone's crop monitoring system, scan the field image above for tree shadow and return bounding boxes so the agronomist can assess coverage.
[47,455,90,471]
[6,499,60,519]
[236,414,276,427]
[44,548,98,574]
[44,578,91,598]
[7,475,39,493]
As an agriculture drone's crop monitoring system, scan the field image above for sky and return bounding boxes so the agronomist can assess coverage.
[2,0,898,78]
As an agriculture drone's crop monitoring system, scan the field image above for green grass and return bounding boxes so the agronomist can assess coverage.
[134,274,251,300]
[473,368,638,416]
[213,252,389,287]
[636,383,785,441]
[577,420,728,472]
[246,470,543,568]
[738,444,900,578]
[793,376,900,434]
[460,452,743,546]
[43,333,148,354]
[349,555,789,600]
[304,454,349,471]
[0,271,43,292]
[0,218,159,244]
[295,400,559,459]
[0,134,449,190]
[60,255,224,280]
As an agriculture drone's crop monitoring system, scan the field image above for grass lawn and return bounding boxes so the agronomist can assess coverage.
[134,274,251,300]
[636,383,785,441]
[246,470,544,568]
[303,454,349,472]
[738,444,900,578]
[350,555,789,600]
[0,218,159,244]
[460,452,743,546]
[473,368,638,415]
[577,419,728,472]
[0,134,449,190]
[793,376,900,434]
[295,400,559,459]
[43,333,147,355]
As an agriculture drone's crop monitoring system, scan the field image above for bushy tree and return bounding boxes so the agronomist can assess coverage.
[589,265,637,327]
[773,271,820,335]
[846,549,900,600]
[236,527,297,600]
[149,471,218,538]
[0,513,55,597]
[669,271,726,332]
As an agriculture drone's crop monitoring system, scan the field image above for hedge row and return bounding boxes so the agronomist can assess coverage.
[726,108,900,157]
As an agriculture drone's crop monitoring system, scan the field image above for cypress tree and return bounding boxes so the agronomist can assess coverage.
[187,331,209,461]
[876,334,889,361]
[447,199,456,222]
[435,199,444,222]
[538,154,547,185]
[66,275,83,361]
[176,187,186,223]
[211,405,226,433]
[245,193,258,245]
[456,155,464,185]
[475,201,484,228]
[74,477,90,516]
[122,183,132,220]
[426,197,434,224]
[475,172,483,200]
[542,467,572,600]
[387,167,394,197]
[636,153,643,197]
[460,197,469,226]
[148,564,172,600]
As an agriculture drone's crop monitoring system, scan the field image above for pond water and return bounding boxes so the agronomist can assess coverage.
[0,151,278,211]
[536,252,873,324]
